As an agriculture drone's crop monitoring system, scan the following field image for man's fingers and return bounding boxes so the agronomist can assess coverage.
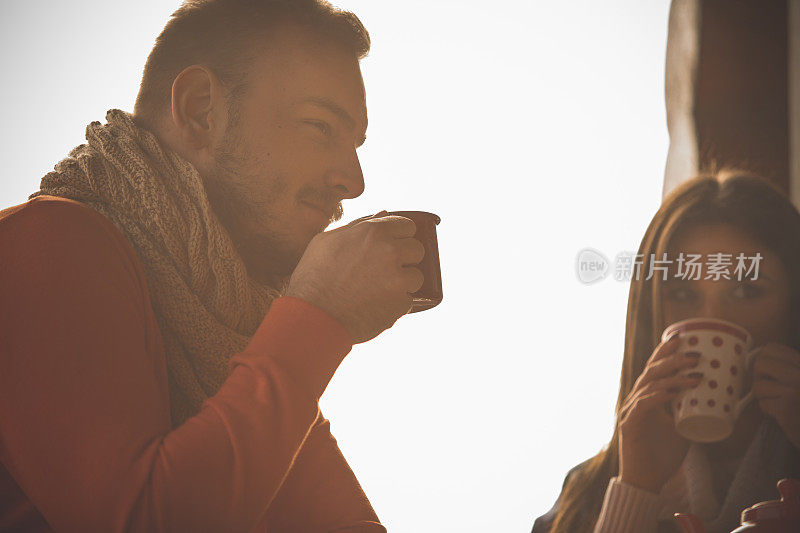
[402,265,425,293]
[397,237,425,265]
[346,210,389,227]
[369,215,417,238]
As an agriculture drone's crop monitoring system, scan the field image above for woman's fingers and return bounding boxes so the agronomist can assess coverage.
[757,343,800,367]
[623,389,677,426]
[753,379,800,448]
[639,349,700,384]
[620,336,702,424]
[620,374,702,422]
[753,379,798,403]
[629,335,683,391]
[753,344,800,387]
[642,373,703,396]
[650,333,682,363]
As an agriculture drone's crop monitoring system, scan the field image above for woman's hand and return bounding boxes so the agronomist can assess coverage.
[618,333,703,493]
[752,343,800,450]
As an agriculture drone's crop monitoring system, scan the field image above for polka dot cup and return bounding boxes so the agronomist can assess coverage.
[661,317,758,443]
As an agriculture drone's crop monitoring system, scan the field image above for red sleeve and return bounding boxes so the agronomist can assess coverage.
[0,200,380,532]
[261,411,386,532]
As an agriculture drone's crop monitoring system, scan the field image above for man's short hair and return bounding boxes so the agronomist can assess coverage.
[133,0,370,131]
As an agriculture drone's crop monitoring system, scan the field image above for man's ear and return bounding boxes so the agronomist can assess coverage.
[169,65,226,153]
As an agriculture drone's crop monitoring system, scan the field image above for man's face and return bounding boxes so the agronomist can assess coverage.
[204,25,368,282]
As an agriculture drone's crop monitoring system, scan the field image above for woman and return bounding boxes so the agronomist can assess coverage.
[533,170,800,533]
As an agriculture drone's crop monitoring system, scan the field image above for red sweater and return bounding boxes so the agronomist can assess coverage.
[0,195,385,532]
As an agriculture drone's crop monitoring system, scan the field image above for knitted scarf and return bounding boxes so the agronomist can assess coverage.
[29,109,286,427]
[656,417,800,533]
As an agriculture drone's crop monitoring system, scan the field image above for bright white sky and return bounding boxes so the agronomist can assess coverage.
[0,1,671,531]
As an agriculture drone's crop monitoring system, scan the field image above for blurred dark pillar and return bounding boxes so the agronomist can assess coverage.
[664,0,790,196]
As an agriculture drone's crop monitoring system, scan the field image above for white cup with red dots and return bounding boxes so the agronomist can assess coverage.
[661,317,759,443]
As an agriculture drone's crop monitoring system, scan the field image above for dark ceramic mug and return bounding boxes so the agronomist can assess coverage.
[348,210,443,313]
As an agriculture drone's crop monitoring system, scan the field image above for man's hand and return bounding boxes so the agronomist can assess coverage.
[285,213,425,344]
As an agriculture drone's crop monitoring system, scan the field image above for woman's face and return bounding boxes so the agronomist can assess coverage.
[661,223,793,348]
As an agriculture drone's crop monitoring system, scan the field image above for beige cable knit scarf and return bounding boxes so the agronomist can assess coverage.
[29,109,286,427]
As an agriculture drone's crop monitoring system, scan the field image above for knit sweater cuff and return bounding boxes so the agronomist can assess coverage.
[236,296,354,399]
[593,477,662,533]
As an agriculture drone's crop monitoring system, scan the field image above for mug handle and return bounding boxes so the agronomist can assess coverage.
[733,346,763,418]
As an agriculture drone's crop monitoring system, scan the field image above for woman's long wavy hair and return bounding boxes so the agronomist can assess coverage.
[550,169,800,533]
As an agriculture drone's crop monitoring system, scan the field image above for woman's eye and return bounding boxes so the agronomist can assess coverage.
[731,282,763,300]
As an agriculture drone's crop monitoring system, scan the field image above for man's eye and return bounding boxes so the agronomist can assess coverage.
[731,282,763,300]
[305,121,330,135]
[665,287,696,302]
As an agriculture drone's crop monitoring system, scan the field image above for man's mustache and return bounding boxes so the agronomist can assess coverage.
[298,189,344,223]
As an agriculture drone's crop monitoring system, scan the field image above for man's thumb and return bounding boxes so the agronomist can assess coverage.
[347,210,389,227]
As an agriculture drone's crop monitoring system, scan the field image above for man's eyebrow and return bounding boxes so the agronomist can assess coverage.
[301,97,367,146]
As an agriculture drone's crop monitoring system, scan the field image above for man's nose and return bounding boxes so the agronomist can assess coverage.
[325,150,365,199]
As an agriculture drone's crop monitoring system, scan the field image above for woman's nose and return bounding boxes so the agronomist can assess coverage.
[698,294,732,321]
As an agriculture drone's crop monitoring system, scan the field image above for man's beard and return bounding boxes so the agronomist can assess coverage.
[203,105,347,284]
[206,124,303,283]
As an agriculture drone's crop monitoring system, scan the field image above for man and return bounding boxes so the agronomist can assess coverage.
[0,0,424,531]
